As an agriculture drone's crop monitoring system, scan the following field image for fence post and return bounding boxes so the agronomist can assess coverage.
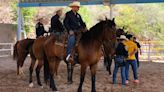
[11,43,14,55]
[148,40,151,61]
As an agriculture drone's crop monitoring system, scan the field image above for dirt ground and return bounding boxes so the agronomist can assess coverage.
[0,56,164,92]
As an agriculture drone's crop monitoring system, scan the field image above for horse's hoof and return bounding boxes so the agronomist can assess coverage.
[67,81,73,84]
[40,86,44,88]
[29,83,34,88]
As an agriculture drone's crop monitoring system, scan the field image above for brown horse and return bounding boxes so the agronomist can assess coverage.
[43,19,116,91]
[43,33,68,91]
[13,38,35,75]
[76,18,117,92]
[28,36,51,88]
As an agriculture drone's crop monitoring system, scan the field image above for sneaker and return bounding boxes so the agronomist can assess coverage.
[133,80,139,84]
[125,80,129,85]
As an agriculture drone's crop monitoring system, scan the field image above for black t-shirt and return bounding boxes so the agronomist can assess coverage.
[115,42,128,58]
[134,41,141,48]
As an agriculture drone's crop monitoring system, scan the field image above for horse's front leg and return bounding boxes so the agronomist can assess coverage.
[90,64,97,92]
[36,60,43,88]
[104,56,112,75]
[29,58,36,88]
[78,65,87,92]
[49,61,58,91]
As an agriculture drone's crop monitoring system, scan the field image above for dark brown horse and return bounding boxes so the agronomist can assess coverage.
[76,18,117,92]
[13,36,50,88]
[13,38,35,75]
[116,27,126,37]
[103,27,126,75]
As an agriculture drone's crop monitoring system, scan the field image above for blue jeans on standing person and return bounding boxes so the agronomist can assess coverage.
[125,60,138,81]
[113,62,126,85]
[67,35,76,56]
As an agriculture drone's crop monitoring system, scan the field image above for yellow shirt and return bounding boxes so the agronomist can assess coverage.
[123,40,138,60]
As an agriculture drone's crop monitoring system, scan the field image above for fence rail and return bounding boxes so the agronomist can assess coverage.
[139,41,164,61]
[0,43,14,57]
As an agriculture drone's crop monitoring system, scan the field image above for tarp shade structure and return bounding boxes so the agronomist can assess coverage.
[18,0,104,7]
[18,0,164,7]
[110,0,164,4]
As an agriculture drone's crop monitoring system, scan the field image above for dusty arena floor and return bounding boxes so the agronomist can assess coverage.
[0,56,164,92]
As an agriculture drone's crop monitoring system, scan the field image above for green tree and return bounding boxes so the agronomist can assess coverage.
[11,1,37,32]
[79,6,93,28]
[115,5,146,36]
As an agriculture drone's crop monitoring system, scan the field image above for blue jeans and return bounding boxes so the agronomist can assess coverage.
[113,62,126,85]
[67,35,76,55]
[125,60,138,81]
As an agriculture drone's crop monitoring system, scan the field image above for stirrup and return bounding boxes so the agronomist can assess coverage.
[66,54,71,61]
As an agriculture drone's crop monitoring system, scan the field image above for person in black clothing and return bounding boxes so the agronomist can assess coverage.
[133,37,142,68]
[35,18,47,38]
[51,8,64,33]
[51,8,65,41]
[113,35,128,85]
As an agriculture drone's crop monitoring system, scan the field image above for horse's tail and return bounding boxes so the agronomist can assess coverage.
[43,48,50,84]
[13,41,19,60]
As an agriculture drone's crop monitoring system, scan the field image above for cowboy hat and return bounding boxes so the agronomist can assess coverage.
[119,35,128,40]
[69,1,80,7]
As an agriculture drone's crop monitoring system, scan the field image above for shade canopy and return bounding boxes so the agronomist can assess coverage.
[18,0,164,7]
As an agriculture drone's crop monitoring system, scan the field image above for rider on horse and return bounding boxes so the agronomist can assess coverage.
[64,1,87,61]
[35,17,47,38]
[50,8,65,41]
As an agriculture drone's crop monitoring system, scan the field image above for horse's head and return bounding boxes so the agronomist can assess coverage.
[102,18,117,49]
[116,27,125,37]
[101,19,117,55]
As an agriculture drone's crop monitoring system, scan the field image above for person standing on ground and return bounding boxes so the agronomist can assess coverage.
[124,34,139,84]
[133,36,142,68]
[113,35,128,85]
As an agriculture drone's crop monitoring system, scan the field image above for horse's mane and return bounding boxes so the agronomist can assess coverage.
[80,20,107,44]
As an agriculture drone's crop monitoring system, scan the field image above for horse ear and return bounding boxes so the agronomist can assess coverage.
[123,26,125,30]
[112,18,115,22]
[125,31,128,35]
[105,17,108,21]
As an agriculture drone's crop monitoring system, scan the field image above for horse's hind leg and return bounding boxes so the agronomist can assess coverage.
[17,61,20,75]
[17,53,28,76]
[90,64,97,92]
[29,58,36,88]
[78,64,87,92]
[35,59,43,87]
